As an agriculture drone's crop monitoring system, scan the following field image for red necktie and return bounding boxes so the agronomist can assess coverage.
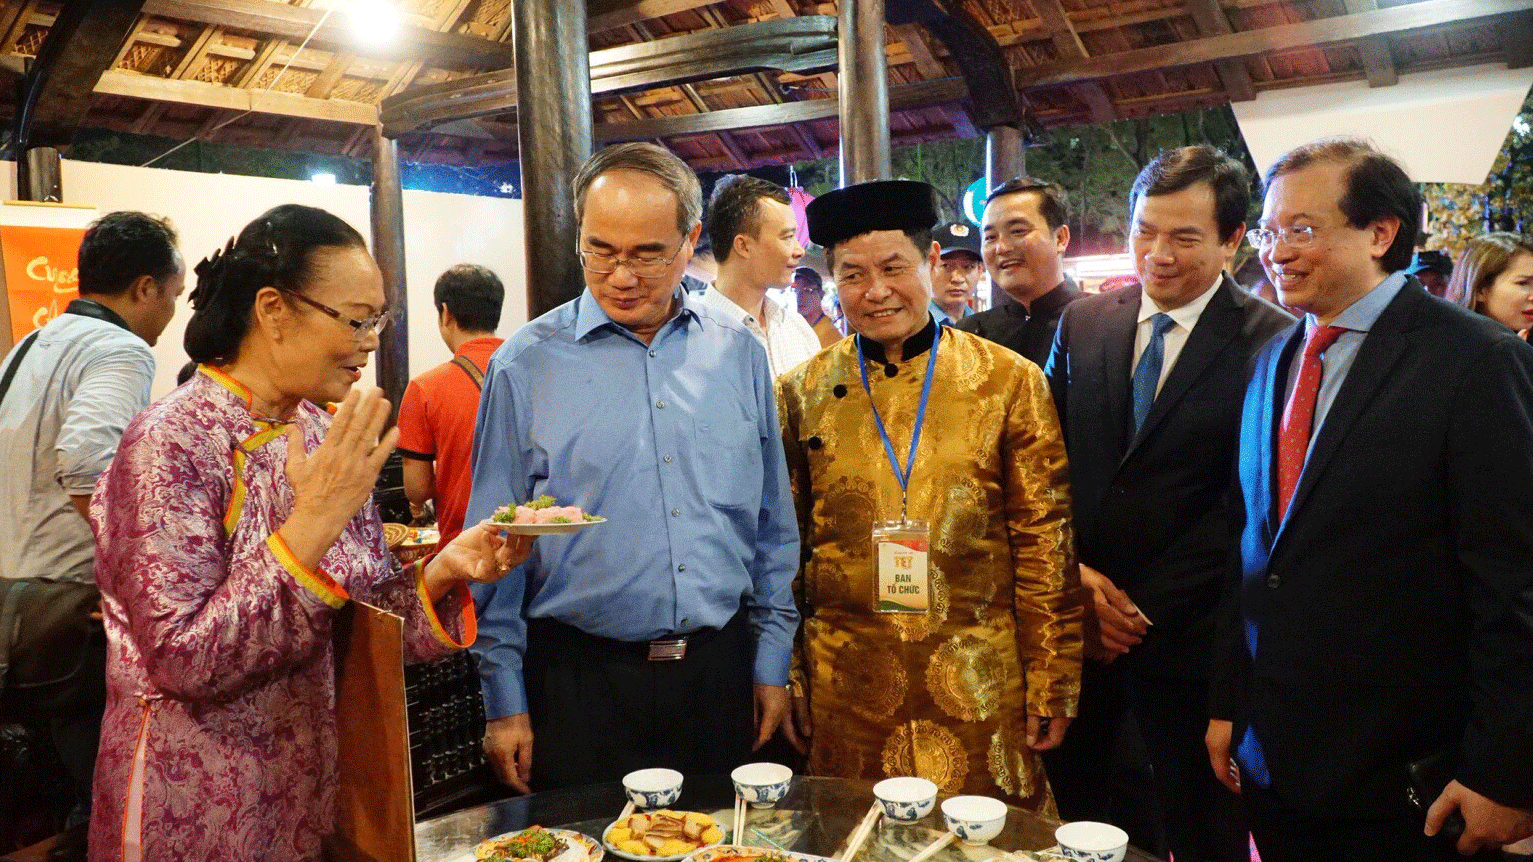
[1277,325,1347,520]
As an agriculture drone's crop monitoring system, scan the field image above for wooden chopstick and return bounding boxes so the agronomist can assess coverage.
[836,802,882,862]
[617,800,636,824]
[904,831,956,862]
[733,794,748,845]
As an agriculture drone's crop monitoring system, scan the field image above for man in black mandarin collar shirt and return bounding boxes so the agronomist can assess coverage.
[954,176,1083,367]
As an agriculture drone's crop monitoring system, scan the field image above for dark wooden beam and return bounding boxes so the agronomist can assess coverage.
[381,15,838,136]
[375,0,474,102]
[629,17,749,176]
[892,22,946,77]
[110,19,151,70]
[0,0,37,56]
[170,25,220,80]
[1342,0,1398,87]
[1184,0,1257,101]
[129,102,166,135]
[596,79,966,141]
[342,125,374,158]
[1014,0,1527,90]
[193,108,236,141]
[910,2,1025,130]
[587,0,719,34]
[142,0,513,70]
[306,55,351,98]
[93,69,378,123]
[1027,0,1116,123]
[1507,12,1533,68]
[889,21,980,138]
[16,0,148,150]
[233,39,281,88]
[789,123,825,159]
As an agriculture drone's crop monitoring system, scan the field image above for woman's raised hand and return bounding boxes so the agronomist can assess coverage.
[286,387,399,534]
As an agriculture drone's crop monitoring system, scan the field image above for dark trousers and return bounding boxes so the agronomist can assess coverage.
[1043,661,1247,862]
[523,611,754,791]
[7,622,106,825]
[1244,785,1497,862]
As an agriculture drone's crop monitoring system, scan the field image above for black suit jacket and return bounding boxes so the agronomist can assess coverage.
[1216,280,1533,819]
[1044,276,1292,678]
[955,277,1082,367]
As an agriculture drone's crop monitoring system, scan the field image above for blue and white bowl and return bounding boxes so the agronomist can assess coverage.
[940,796,1006,846]
[1053,822,1128,862]
[730,762,793,809]
[873,777,938,823]
[622,768,684,809]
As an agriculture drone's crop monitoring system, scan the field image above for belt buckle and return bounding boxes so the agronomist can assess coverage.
[647,637,688,661]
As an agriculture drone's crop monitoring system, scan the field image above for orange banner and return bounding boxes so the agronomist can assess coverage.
[0,224,84,343]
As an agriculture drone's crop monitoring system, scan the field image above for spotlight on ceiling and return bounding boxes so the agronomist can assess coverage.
[348,0,400,44]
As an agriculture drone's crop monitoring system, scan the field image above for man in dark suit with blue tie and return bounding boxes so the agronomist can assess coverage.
[1208,137,1533,861]
[1042,146,1291,862]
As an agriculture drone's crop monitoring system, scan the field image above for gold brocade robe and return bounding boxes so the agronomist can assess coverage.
[776,327,1082,813]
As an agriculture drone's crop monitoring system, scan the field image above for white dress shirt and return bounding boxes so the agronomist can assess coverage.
[0,311,155,582]
[1131,277,1222,397]
[702,284,823,378]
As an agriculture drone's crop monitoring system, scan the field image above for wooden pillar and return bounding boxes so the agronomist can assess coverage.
[515,0,593,317]
[837,0,891,186]
[17,146,63,202]
[371,128,408,426]
[985,124,1026,192]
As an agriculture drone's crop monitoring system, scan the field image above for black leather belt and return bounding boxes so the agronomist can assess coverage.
[528,613,738,662]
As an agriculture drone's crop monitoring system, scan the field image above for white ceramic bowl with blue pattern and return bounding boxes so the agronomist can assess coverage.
[730,762,793,809]
[873,777,938,823]
[1053,822,1128,862]
[940,796,1006,846]
[622,768,684,809]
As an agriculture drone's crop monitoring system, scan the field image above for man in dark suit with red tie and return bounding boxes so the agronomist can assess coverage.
[1043,146,1291,862]
[1208,137,1533,861]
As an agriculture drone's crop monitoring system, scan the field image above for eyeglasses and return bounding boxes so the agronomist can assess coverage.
[577,238,688,278]
[1246,225,1318,250]
[280,289,391,341]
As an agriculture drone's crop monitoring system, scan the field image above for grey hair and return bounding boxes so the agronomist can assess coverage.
[572,142,703,237]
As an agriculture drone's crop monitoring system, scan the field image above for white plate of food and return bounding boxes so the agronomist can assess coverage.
[481,517,608,536]
[604,810,725,862]
[482,496,606,535]
[460,826,603,862]
[688,845,831,862]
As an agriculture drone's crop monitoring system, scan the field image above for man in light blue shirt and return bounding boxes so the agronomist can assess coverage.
[467,142,799,792]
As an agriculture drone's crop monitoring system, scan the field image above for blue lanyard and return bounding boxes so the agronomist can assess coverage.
[857,325,940,521]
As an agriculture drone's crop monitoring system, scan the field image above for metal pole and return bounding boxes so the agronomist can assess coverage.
[371,127,408,426]
[985,124,1025,193]
[516,0,593,318]
[837,0,890,186]
[17,146,62,202]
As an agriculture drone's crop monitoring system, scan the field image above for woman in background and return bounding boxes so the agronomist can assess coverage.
[89,204,530,862]
[1444,232,1533,336]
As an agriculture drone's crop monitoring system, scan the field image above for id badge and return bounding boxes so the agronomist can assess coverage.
[872,520,930,613]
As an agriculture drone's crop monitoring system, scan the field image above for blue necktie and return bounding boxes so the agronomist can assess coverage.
[1131,312,1176,435]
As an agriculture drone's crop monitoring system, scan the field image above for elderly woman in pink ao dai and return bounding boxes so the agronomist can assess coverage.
[88,205,531,862]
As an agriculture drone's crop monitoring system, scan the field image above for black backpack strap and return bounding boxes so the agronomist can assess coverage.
[451,354,484,391]
[0,331,41,409]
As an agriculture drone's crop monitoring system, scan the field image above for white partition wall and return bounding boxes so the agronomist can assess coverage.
[1233,64,1533,184]
[0,159,528,399]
